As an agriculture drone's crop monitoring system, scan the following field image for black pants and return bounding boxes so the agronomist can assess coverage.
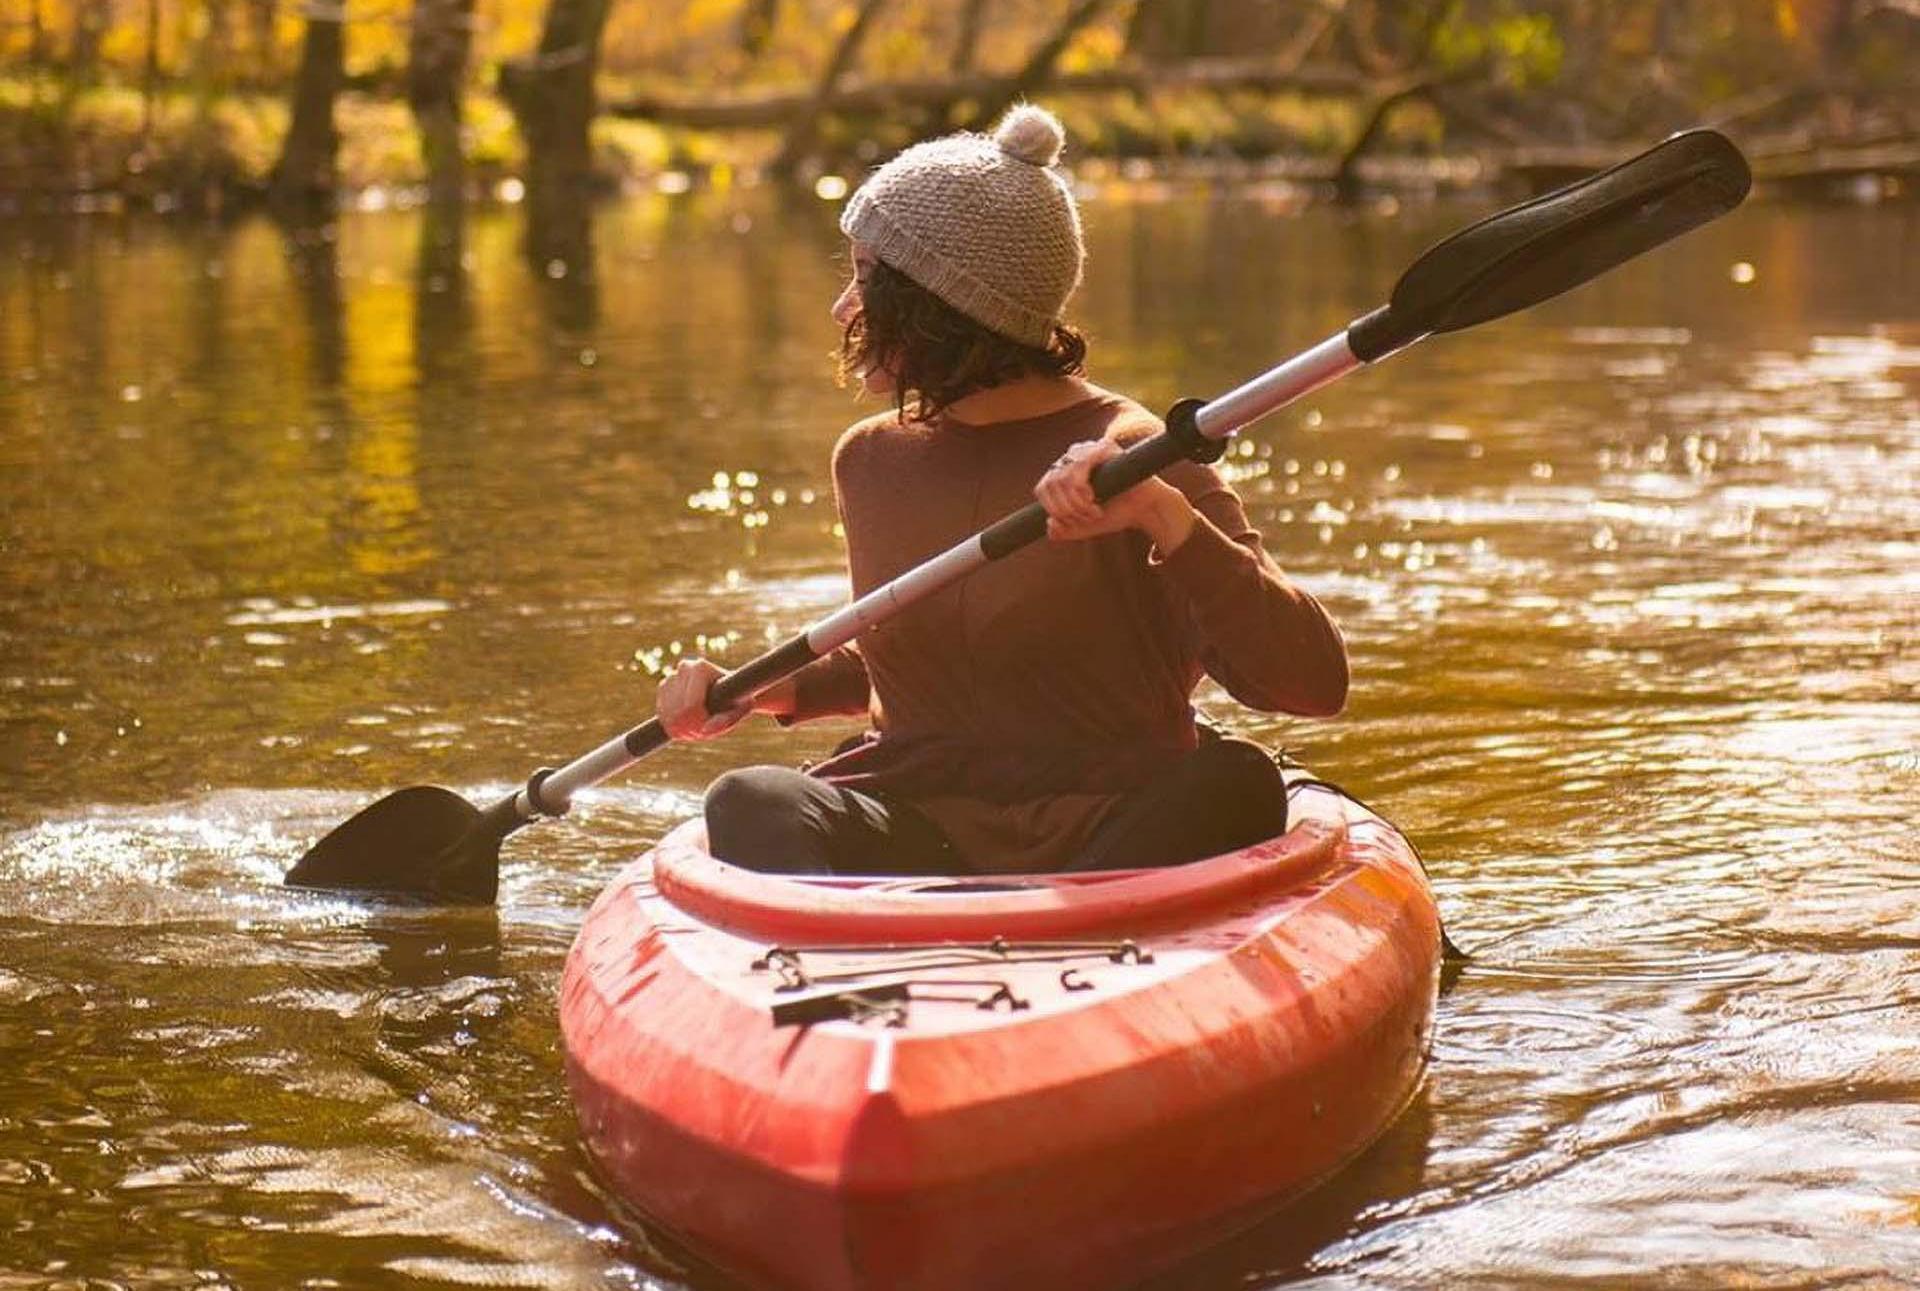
[703,737,1289,877]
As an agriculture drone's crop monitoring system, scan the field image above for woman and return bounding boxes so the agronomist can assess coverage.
[657,105,1348,877]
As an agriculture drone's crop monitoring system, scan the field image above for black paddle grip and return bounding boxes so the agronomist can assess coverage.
[977,501,1050,560]
[623,717,672,758]
[978,410,1210,562]
[625,636,817,754]
[711,635,818,713]
[1346,305,1414,364]
[621,635,820,756]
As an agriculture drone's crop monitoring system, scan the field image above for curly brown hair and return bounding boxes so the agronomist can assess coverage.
[838,258,1088,423]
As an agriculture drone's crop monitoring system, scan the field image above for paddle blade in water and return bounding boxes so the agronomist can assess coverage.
[285,785,498,904]
[1349,130,1751,360]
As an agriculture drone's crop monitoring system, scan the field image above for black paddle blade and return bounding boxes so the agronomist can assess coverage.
[1350,130,1751,361]
[284,785,503,905]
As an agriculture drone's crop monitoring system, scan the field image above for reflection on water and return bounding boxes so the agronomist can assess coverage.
[1,192,1917,1287]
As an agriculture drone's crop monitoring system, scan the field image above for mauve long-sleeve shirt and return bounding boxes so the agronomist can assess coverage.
[785,390,1348,872]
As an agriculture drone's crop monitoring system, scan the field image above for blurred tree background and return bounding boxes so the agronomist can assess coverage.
[2,0,1916,213]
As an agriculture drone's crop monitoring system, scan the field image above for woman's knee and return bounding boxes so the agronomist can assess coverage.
[1195,739,1289,839]
[705,765,800,823]
[704,766,826,870]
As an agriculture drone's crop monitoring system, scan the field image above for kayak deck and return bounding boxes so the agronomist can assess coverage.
[561,775,1441,1291]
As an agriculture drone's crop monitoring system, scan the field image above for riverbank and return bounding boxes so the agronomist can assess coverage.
[4,75,1915,217]
[0,78,679,215]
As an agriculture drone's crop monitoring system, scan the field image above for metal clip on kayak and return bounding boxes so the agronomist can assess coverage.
[753,946,813,991]
[768,979,1035,1027]
[750,939,1157,994]
[769,983,910,1028]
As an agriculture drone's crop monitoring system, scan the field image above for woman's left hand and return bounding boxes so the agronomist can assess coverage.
[1035,438,1196,552]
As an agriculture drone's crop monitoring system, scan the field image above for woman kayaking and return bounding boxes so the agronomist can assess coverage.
[656,104,1349,877]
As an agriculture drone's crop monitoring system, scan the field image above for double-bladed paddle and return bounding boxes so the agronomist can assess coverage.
[285,129,1750,905]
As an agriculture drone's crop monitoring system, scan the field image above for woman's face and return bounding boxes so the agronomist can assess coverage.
[833,242,895,396]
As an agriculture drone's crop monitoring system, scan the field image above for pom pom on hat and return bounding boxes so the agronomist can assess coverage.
[994,103,1066,167]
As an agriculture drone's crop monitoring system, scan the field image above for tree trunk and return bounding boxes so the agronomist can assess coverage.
[1819,0,1864,135]
[1127,0,1209,61]
[284,222,345,388]
[950,0,990,72]
[190,0,236,127]
[143,0,162,137]
[738,0,780,64]
[270,0,346,212]
[1128,0,1326,60]
[500,0,614,276]
[250,0,278,87]
[1652,0,1685,64]
[69,0,108,83]
[409,0,475,207]
[196,0,234,94]
[414,201,472,379]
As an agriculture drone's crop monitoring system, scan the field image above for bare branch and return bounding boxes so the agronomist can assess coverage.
[959,0,1113,133]
[771,0,889,177]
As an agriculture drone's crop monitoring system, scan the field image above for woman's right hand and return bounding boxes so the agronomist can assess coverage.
[656,658,752,742]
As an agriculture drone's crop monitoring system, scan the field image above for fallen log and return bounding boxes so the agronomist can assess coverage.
[605,57,1376,128]
[1504,137,1920,195]
[1752,139,1920,195]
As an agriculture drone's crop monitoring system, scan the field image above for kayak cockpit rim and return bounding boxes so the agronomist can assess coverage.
[649,816,1353,946]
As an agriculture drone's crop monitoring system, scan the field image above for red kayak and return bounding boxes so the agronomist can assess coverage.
[560,769,1441,1291]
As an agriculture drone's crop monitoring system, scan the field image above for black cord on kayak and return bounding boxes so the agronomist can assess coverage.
[1277,753,1472,965]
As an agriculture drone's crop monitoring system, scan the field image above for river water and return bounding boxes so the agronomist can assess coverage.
[2,186,1916,1289]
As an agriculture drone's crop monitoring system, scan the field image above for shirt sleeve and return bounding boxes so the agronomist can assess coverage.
[1152,459,1350,717]
[774,644,873,726]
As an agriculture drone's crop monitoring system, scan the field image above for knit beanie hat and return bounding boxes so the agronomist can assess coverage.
[839,104,1085,349]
